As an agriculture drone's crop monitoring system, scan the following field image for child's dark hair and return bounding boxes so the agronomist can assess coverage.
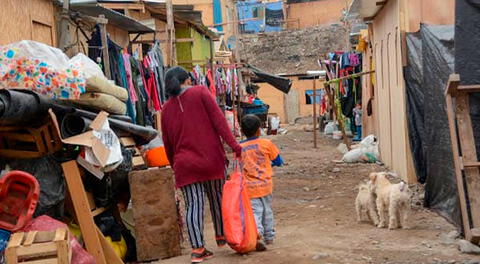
[241,114,261,138]
[165,66,190,97]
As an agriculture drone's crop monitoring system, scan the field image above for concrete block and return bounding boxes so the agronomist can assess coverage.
[129,168,181,261]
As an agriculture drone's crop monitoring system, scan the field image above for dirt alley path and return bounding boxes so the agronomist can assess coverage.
[157,127,480,264]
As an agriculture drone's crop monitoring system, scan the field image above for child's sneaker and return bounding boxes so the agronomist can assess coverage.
[215,236,227,247]
[256,241,267,252]
[191,248,214,263]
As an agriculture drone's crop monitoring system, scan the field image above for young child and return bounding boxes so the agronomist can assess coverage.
[353,103,363,141]
[240,114,284,251]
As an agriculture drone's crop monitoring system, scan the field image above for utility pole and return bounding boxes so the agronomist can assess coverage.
[166,0,176,66]
[231,0,245,104]
[59,0,71,51]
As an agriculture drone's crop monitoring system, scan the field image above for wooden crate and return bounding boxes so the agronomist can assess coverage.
[120,137,146,169]
[5,228,71,264]
[0,119,62,159]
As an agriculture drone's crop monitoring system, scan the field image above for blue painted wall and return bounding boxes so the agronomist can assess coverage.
[237,0,283,34]
[213,0,223,32]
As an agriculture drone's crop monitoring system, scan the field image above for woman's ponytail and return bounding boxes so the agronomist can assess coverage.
[165,66,190,98]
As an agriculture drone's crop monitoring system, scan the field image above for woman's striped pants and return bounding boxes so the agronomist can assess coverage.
[181,179,225,249]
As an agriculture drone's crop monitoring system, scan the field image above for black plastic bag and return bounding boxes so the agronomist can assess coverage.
[8,155,65,218]
[83,147,133,208]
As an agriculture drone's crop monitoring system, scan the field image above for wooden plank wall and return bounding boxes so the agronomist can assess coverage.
[365,0,455,183]
[361,26,376,137]
[0,0,56,46]
[372,0,417,183]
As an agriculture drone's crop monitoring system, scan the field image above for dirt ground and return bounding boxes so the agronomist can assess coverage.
[157,127,480,264]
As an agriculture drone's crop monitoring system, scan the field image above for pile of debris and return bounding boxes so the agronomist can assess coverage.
[240,24,348,75]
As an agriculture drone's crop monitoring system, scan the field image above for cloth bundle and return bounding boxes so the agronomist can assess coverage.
[0,41,104,100]
[70,76,129,115]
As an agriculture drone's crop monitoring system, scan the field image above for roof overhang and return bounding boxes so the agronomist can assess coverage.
[347,0,386,20]
[145,2,219,40]
[57,1,155,33]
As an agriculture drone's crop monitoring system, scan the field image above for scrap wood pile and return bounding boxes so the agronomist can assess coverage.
[0,41,181,264]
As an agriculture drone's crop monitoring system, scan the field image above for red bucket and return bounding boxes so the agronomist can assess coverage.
[0,171,40,232]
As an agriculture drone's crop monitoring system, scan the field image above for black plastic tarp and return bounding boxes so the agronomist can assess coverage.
[405,24,461,227]
[455,0,480,163]
[248,65,292,94]
[404,31,425,183]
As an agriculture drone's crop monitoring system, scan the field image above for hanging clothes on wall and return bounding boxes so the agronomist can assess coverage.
[88,26,167,125]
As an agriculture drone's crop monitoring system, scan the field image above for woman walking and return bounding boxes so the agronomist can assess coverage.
[161,66,242,263]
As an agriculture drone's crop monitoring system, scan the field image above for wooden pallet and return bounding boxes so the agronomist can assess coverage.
[0,118,62,159]
[5,228,71,264]
[445,74,480,243]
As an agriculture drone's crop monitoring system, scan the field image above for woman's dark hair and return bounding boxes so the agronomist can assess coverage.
[165,66,190,97]
[241,114,261,138]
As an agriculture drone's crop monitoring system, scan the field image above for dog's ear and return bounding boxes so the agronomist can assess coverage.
[369,172,377,184]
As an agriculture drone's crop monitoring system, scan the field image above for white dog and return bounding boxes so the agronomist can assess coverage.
[369,172,411,229]
[355,180,379,225]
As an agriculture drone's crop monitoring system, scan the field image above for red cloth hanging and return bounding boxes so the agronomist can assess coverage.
[206,69,216,99]
[143,56,161,111]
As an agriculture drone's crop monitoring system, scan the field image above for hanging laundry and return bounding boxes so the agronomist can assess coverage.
[122,52,138,103]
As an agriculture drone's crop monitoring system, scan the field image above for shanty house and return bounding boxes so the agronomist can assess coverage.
[348,0,455,183]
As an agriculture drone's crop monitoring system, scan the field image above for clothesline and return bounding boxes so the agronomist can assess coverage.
[324,70,375,85]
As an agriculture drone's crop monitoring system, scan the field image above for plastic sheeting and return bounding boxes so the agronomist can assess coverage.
[7,156,66,218]
[404,25,461,227]
[455,0,480,163]
[0,89,51,126]
[248,65,292,94]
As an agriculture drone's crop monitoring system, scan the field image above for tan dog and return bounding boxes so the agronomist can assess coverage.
[355,181,379,225]
[369,172,411,229]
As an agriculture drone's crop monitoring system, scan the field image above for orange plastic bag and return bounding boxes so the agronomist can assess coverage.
[222,162,258,253]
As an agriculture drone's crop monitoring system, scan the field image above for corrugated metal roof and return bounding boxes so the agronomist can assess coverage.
[71,3,155,33]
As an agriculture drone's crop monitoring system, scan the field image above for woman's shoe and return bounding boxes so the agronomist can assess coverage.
[191,248,214,263]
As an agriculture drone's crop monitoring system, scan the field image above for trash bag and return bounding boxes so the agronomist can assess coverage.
[324,121,337,135]
[83,147,133,207]
[222,162,258,253]
[341,135,379,163]
[6,156,64,219]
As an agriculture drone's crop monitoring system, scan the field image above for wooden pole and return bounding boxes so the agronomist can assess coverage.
[62,161,107,264]
[324,70,375,85]
[232,0,245,128]
[59,0,71,51]
[166,0,176,66]
[98,15,111,79]
[313,77,317,148]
